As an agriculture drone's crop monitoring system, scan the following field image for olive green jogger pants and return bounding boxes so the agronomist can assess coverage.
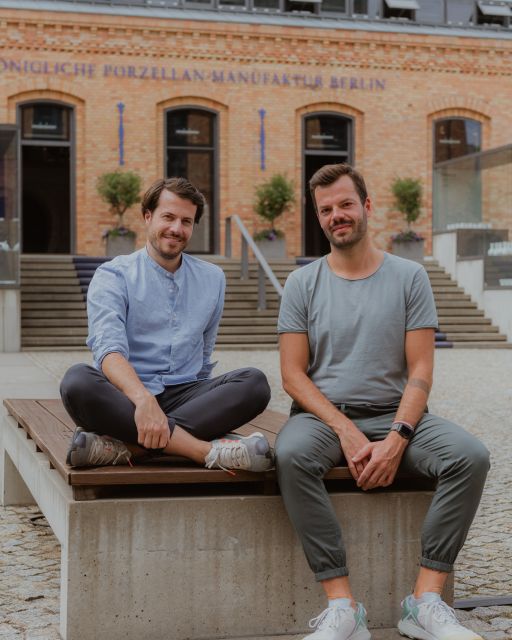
[275,407,490,582]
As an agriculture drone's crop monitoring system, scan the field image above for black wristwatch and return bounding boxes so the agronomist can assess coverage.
[390,421,415,440]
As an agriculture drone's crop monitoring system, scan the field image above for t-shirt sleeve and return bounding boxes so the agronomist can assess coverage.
[277,271,308,333]
[406,266,438,331]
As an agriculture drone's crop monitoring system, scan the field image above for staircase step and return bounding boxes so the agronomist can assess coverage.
[22,336,87,346]
[21,302,86,310]
[22,318,88,327]
[216,334,278,344]
[22,327,88,337]
[446,332,507,341]
[218,326,277,335]
[452,342,512,349]
[437,316,490,324]
[437,307,484,316]
[439,325,500,333]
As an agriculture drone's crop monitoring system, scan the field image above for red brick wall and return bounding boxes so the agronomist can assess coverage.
[1,7,511,256]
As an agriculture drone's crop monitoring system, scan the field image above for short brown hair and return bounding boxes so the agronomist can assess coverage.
[141,177,206,223]
[309,163,368,211]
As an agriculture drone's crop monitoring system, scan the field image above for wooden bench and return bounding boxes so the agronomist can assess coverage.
[1,399,450,640]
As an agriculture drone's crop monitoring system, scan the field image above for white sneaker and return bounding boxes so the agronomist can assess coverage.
[304,601,371,640]
[398,593,483,640]
[204,432,274,473]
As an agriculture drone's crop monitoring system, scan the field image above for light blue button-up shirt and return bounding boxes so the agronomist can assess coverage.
[86,248,226,395]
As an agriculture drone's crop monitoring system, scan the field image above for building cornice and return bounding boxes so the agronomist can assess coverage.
[1,7,511,77]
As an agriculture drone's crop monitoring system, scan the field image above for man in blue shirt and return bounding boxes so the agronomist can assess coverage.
[60,177,273,473]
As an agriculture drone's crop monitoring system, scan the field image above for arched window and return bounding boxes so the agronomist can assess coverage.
[303,112,353,256]
[434,118,481,164]
[166,108,217,254]
[19,102,74,254]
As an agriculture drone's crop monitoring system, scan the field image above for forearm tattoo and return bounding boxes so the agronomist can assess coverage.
[407,377,431,395]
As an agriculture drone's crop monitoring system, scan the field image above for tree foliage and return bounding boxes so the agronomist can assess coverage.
[391,177,423,228]
[254,174,295,232]
[97,170,142,228]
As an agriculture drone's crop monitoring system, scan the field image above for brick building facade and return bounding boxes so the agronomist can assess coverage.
[1,2,511,258]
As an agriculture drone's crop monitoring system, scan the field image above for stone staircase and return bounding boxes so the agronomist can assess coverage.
[20,254,510,350]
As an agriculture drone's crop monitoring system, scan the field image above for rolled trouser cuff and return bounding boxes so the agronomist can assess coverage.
[314,566,349,582]
[421,557,453,573]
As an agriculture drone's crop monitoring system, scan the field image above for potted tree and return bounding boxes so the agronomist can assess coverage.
[97,170,142,257]
[390,177,424,263]
[253,173,295,260]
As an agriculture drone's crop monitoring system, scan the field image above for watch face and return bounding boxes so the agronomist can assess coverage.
[393,422,414,439]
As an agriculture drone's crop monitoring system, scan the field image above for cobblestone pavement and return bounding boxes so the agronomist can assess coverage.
[0,349,511,639]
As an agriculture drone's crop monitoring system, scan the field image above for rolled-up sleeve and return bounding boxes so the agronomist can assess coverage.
[86,264,130,367]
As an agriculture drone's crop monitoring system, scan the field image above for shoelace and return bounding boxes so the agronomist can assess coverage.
[90,436,131,466]
[206,441,250,472]
[309,607,346,631]
[427,600,460,626]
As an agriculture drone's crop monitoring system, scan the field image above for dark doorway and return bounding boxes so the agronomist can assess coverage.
[303,113,353,257]
[20,103,73,254]
[166,108,217,254]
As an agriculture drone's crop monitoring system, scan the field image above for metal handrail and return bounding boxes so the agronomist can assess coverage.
[225,215,283,310]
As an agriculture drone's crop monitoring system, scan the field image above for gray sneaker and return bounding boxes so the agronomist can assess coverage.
[205,432,274,473]
[66,427,132,468]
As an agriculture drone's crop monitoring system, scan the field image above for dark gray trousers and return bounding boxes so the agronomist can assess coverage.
[60,363,271,445]
[275,407,490,581]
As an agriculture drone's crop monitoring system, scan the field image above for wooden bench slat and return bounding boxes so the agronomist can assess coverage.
[4,399,73,482]
[68,466,277,486]
[38,399,76,430]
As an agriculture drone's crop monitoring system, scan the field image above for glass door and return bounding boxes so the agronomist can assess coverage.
[303,113,353,256]
[20,103,73,253]
[166,108,217,254]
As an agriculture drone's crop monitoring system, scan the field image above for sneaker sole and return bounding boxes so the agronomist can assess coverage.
[399,620,482,640]
[398,620,435,640]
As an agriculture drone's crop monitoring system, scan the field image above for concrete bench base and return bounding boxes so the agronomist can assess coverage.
[1,413,452,640]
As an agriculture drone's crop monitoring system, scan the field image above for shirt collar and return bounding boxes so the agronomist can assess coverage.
[143,246,187,280]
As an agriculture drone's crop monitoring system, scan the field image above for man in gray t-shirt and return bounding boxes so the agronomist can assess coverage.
[276,163,488,640]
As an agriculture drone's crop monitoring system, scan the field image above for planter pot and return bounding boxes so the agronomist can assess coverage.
[106,233,136,257]
[254,237,286,260]
[391,239,424,263]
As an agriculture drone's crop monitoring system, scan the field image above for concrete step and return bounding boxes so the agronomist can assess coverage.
[21,293,85,302]
[215,343,278,350]
[218,326,277,335]
[220,317,277,326]
[22,327,88,337]
[21,302,86,310]
[452,341,512,348]
[439,324,500,333]
[22,336,87,346]
[437,316,490,324]
[216,334,278,344]
[434,300,479,308]
[446,332,507,341]
[437,307,484,316]
[22,318,88,327]
[434,293,471,301]
[21,285,82,294]
[21,277,79,286]
[221,309,279,317]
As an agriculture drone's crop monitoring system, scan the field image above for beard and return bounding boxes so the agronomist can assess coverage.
[148,230,188,261]
[323,213,368,249]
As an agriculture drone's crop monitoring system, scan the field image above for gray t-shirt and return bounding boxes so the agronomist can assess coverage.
[277,253,438,407]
